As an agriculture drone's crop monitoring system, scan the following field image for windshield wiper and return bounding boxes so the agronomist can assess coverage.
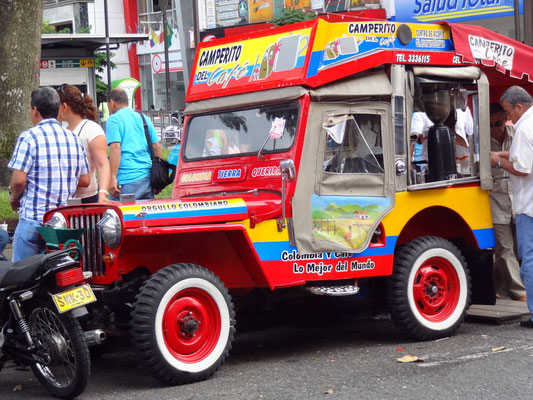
[257,131,271,160]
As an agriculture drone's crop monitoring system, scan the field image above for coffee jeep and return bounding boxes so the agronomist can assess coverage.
[44,16,533,385]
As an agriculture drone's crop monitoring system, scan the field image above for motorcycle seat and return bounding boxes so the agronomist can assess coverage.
[0,253,48,287]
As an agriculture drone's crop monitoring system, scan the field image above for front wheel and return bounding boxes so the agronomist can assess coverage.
[130,263,235,385]
[388,236,471,341]
[28,303,90,399]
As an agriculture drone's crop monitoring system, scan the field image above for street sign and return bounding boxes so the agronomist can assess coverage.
[151,53,182,74]
[40,58,94,69]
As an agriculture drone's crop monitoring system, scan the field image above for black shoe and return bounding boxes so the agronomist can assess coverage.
[519,319,533,328]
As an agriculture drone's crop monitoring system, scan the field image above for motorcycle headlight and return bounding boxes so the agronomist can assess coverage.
[97,209,122,249]
[45,212,67,229]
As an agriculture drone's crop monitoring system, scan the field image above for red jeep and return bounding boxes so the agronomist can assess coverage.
[44,18,532,385]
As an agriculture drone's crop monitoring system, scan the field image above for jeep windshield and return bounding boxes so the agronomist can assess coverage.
[183,101,299,160]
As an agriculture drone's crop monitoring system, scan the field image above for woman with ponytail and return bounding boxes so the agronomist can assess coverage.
[57,84,111,203]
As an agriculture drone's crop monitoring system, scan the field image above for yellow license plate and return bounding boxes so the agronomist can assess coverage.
[52,284,96,313]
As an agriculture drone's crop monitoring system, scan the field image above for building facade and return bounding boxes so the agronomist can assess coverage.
[42,0,185,111]
[41,1,530,112]
[43,0,133,88]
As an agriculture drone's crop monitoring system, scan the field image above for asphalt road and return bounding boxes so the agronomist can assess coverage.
[1,306,532,400]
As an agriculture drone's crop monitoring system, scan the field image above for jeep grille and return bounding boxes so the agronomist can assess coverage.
[69,213,106,276]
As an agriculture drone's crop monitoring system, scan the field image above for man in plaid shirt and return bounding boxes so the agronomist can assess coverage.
[8,87,90,262]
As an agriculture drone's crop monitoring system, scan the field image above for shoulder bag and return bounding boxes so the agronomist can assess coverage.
[138,112,176,192]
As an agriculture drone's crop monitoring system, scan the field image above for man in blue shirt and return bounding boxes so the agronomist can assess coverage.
[106,89,161,200]
[8,87,90,261]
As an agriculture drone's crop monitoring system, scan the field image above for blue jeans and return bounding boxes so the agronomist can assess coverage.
[12,219,45,262]
[0,229,9,255]
[110,175,153,201]
[515,214,533,320]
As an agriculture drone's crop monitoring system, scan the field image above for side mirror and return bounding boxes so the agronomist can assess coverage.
[280,159,296,182]
[278,159,296,231]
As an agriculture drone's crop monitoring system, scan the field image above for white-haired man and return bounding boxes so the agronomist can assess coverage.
[491,85,533,328]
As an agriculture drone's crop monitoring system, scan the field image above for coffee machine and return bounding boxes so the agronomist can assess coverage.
[424,90,456,182]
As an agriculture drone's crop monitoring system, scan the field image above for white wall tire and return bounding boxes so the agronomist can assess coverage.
[388,236,471,341]
[130,264,235,385]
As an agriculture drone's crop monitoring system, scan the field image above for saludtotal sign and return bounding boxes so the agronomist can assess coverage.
[394,0,523,23]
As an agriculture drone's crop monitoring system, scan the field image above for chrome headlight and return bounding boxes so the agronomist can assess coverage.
[45,212,67,229]
[97,209,122,249]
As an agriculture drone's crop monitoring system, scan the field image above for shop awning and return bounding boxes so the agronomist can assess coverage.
[443,22,533,84]
[42,33,149,54]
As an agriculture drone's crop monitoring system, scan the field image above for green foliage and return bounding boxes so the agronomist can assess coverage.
[94,52,117,104]
[94,52,116,73]
[42,20,55,33]
[76,26,91,34]
[42,20,71,33]
[0,190,19,221]
[160,146,170,159]
[155,184,173,199]
[271,8,317,26]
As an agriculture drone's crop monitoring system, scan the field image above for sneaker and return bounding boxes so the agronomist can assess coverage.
[0,253,7,261]
[516,295,527,302]
[519,319,533,328]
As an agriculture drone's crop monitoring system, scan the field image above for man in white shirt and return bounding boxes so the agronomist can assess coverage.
[410,111,433,161]
[491,86,533,327]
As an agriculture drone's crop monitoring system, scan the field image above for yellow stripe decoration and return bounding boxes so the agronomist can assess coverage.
[240,186,492,243]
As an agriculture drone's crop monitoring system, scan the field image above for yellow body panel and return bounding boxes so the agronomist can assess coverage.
[383,185,493,236]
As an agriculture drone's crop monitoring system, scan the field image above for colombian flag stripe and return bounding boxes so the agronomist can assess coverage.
[122,206,248,221]
[120,199,248,222]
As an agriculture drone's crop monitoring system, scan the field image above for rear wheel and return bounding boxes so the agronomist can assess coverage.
[28,303,90,398]
[130,263,235,385]
[388,236,471,341]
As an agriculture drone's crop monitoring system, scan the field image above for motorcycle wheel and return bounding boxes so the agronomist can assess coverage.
[130,263,235,385]
[27,301,90,399]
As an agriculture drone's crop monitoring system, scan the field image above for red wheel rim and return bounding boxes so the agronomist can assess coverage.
[412,256,460,322]
[162,288,221,363]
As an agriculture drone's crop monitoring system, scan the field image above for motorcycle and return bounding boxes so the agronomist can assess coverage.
[0,247,102,398]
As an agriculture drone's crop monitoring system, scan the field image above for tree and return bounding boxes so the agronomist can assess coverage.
[93,52,117,105]
[0,1,42,166]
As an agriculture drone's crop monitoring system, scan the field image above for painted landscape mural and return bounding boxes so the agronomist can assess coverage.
[311,195,391,249]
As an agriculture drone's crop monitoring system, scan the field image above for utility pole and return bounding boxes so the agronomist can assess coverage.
[514,0,521,42]
[162,0,171,111]
[525,0,533,46]
[176,0,197,91]
[104,0,111,94]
